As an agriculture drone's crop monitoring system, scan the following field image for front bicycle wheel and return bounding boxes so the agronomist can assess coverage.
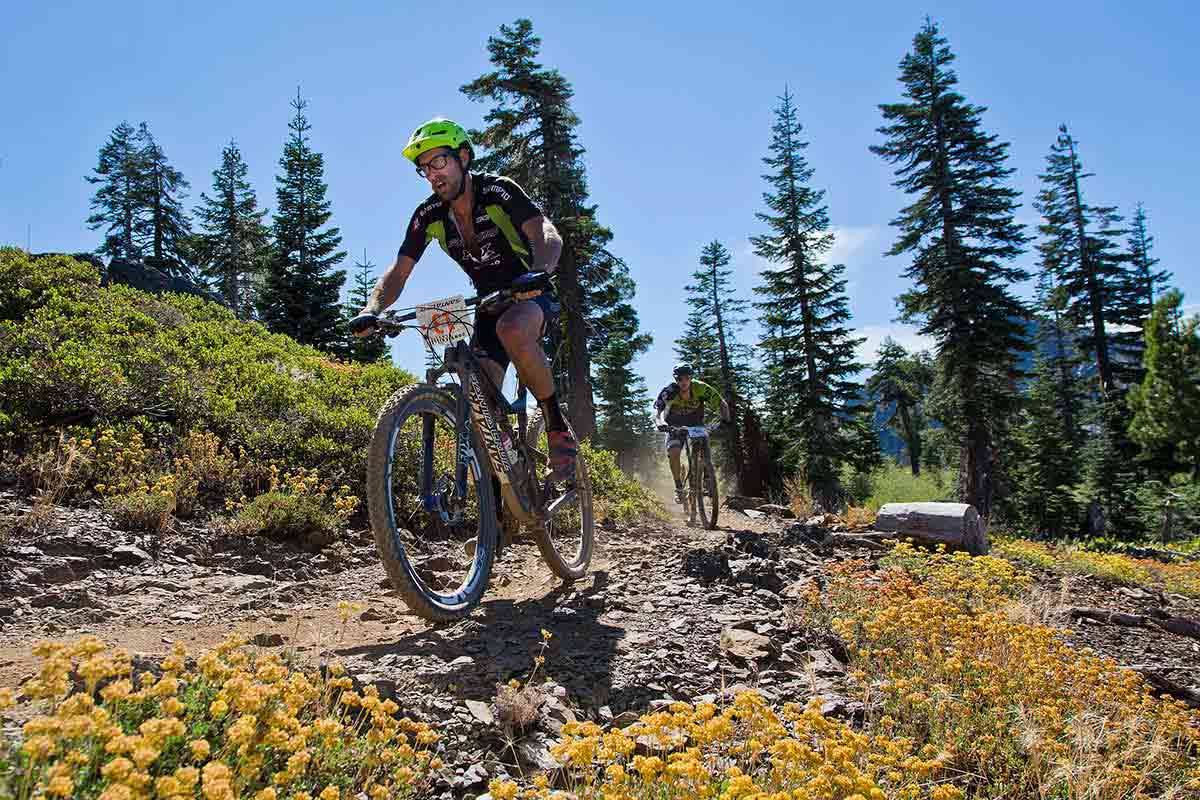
[694,444,719,530]
[367,384,498,622]
[526,411,594,581]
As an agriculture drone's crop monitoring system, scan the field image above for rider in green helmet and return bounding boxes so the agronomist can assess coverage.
[351,118,577,483]
[654,364,730,504]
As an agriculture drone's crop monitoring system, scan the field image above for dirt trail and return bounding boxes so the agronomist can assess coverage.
[3,490,1198,795]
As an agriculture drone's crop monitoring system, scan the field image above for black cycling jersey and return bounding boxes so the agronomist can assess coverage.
[398,172,542,294]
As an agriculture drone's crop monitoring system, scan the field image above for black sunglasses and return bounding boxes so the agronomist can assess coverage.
[415,151,457,178]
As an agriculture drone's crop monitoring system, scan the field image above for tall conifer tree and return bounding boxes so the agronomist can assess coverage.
[258,90,347,351]
[87,121,145,261]
[753,87,865,508]
[872,20,1030,518]
[463,18,635,440]
[685,241,752,490]
[1128,202,1171,322]
[1035,126,1141,393]
[136,123,193,278]
[1128,290,1200,478]
[195,141,270,318]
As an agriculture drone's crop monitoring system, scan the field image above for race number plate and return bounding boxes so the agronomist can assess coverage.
[686,426,709,439]
[416,295,471,346]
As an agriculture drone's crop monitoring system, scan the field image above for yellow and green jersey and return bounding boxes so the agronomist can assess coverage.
[654,379,722,425]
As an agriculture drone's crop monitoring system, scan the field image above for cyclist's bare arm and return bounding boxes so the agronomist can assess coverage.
[521,216,562,274]
[361,254,416,316]
[719,398,731,422]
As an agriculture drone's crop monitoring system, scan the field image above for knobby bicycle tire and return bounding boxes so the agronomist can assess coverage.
[367,384,498,622]
[695,443,719,530]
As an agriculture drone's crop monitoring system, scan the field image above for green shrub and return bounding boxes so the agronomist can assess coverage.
[0,250,412,517]
[581,442,665,523]
[104,485,175,535]
[844,460,957,512]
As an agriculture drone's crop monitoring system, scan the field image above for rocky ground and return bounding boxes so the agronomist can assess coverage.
[1,490,1198,797]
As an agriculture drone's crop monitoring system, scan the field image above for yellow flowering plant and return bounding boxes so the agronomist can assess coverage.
[0,637,442,799]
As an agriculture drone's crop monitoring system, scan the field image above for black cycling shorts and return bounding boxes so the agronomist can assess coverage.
[471,292,561,371]
[664,411,704,450]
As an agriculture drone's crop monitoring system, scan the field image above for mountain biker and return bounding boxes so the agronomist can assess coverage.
[350,118,577,483]
[654,365,730,504]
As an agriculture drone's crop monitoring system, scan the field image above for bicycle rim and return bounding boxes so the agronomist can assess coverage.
[367,385,497,620]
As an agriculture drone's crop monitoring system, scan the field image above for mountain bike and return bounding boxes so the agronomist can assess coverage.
[672,423,721,530]
[365,289,594,621]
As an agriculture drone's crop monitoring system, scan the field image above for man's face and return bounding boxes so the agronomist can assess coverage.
[676,374,692,392]
[416,147,467,201]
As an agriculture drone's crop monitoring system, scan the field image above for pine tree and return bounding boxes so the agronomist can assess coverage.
[1014,357,1082,537]
[593,323,654,470]
[753,87,866,509]
[135,123,193,279]
[194,141,270,318]
[463,18,631,440]
[1128,290,1200,478]
[86,121,146,261]
[867,338,934,476]
[684,241,752,491]
[1035,125,1142,394]
[673,309,721,385]
[342,251,389,364]
[1033,265,1085,449]
[871,20,1030,518]
[258,90,347,351]
[1128,203,1171,322]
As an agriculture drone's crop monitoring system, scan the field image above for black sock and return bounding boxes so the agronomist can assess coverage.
[538,393,569,434]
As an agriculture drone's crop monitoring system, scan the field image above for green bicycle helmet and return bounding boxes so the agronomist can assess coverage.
[403,118,473,163]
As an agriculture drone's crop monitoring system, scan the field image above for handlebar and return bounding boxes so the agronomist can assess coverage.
[371,287,517,337]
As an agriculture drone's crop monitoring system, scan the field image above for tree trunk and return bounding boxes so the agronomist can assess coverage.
[1066,133,1112,395]
[897,399,920,476]
[557,247,596,440]
[961,409,994,519]
[875,501,989,555]
[711,269,744,493]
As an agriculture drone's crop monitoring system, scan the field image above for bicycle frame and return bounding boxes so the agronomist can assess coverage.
[423,338,547,529]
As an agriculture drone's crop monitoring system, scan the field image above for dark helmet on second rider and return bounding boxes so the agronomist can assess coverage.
[673,364,693,379]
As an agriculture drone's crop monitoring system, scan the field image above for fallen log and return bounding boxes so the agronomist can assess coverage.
[1068,606,1200,641]
[1068,606,1147,628]
[725,495,769,511]
[1126,666,1200,709]
[873,502,989,556]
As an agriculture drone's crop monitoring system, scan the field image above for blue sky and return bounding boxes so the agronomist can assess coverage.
[2,0,1196,398]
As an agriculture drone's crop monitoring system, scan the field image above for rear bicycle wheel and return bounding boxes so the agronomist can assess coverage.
[526,411,594,580]
[694,444,719,530]
[367,385,498,622]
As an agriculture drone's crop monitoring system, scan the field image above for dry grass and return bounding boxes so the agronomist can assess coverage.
[785,472,815,520]
[841,505,877,529]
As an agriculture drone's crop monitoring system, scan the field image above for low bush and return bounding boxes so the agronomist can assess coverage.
[103,483,176,536]
[0,637,442,799]
[995,537,1200,598]
[814,544,1200,797]
[0,249,412,521]
[580,443,665,524]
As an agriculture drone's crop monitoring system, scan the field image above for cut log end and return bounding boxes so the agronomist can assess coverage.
[874,502,989,556]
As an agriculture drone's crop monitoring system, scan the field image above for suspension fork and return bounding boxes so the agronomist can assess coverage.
[420,412,437,512]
